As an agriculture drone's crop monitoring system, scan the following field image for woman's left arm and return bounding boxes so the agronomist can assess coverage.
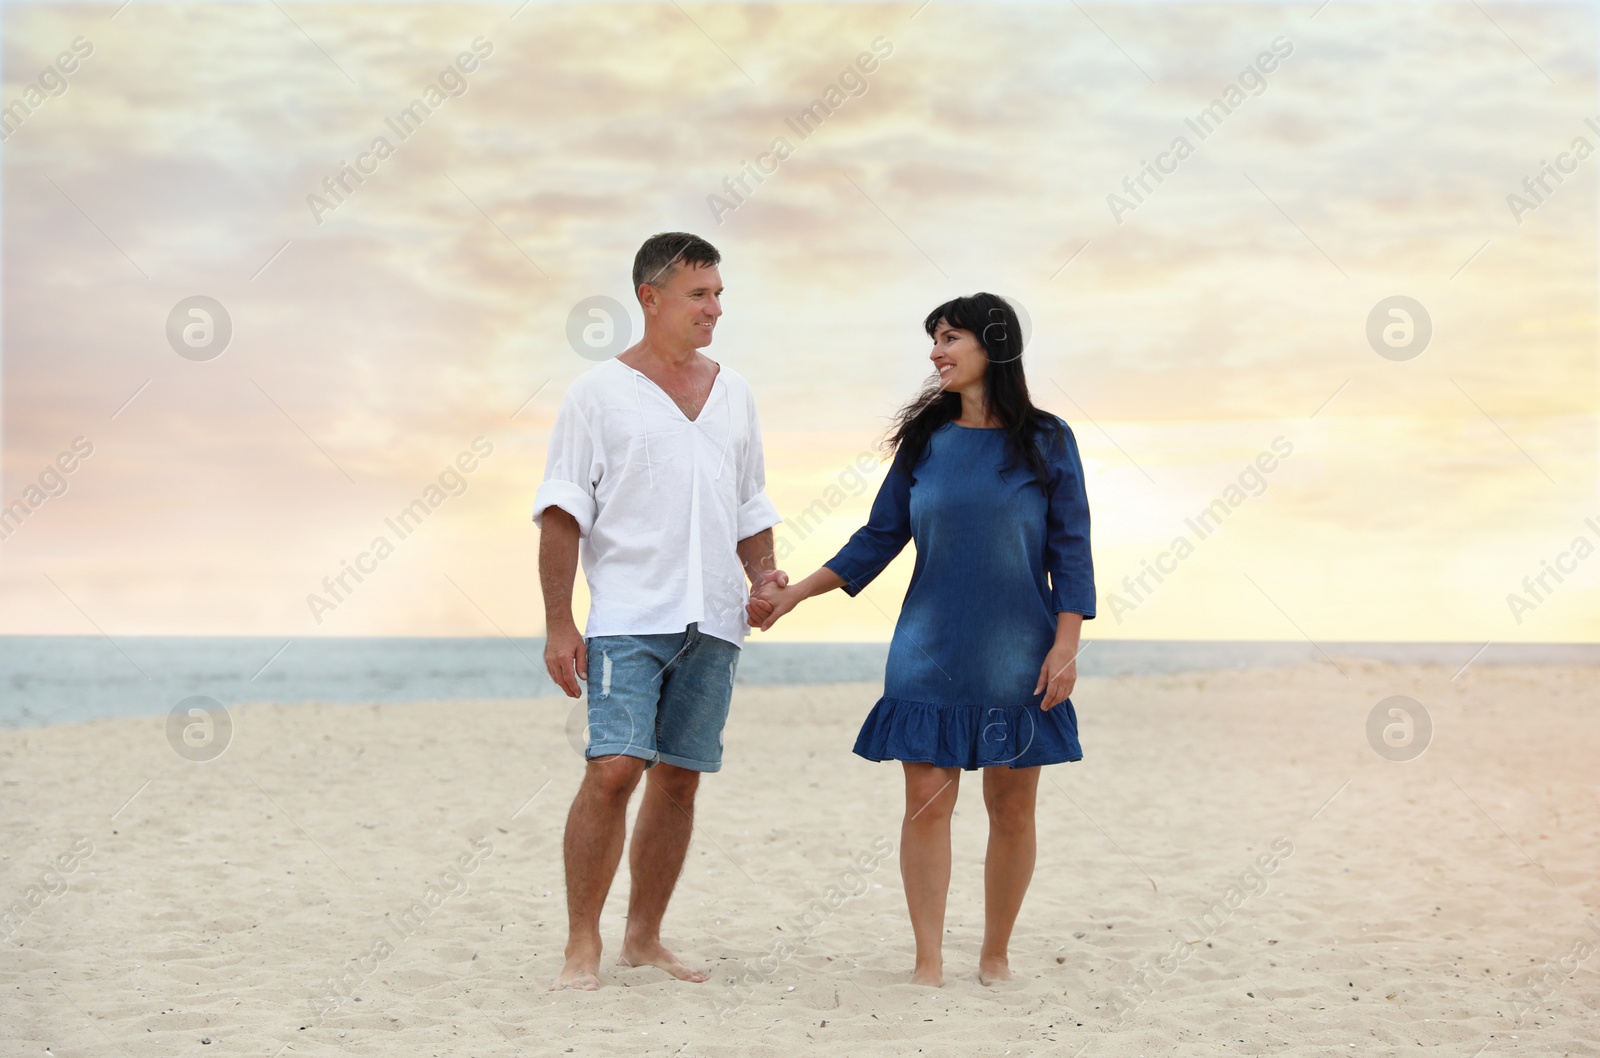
[1038,420,1096,710]
[1043,421,1096,618]
[1035,612,1084,710]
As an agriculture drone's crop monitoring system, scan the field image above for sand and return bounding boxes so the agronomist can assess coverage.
[1,660,1596,1057]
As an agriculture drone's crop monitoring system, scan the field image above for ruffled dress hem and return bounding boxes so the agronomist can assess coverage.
[851,695,1083,771]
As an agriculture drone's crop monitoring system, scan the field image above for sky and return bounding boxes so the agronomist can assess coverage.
[2,0,1596,643]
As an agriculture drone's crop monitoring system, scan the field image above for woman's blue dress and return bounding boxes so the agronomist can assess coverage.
[824,417,1096,770]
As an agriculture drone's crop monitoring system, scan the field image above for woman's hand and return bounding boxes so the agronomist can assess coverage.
[747,567,848,632]
[752,581,807,632]
[745,569,788,627]
[1034,642,1079,711]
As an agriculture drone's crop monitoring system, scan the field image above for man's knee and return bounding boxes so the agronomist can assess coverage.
[584,756,647,801]
[649,763,701,801]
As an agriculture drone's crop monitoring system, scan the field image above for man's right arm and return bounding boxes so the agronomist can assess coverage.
[539,507,586,697]
[534,390,599,698]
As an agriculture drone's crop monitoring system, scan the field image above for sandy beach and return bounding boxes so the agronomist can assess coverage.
[2,659,1596,1057]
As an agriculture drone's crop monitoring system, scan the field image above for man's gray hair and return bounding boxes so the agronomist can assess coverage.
[632,232,720,300]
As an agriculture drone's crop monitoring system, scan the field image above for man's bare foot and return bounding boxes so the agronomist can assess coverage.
[551,945,603,991]
[618,938,708,983]
[978,954,1014,986]
[909,959,944,987]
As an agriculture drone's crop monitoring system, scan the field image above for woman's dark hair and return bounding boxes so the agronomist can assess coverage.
[884,292,1064,487]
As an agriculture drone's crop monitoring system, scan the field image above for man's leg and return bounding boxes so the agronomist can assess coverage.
[618,762,707,981]
[618,624,735,982]
[553,630,678,989]
[553,755,647,990]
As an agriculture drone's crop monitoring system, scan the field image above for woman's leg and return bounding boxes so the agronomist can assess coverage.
[979,764,1041,984]
[900,761,961,986]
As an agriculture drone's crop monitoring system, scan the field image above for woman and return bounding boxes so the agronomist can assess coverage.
[749,292,1095,987]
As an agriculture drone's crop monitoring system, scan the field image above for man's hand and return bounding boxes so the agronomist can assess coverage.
[752,580,805,632]
[1034,642,1079,711]
[545,623,587,698]
[539,507,587,697]
[746,569,788,628]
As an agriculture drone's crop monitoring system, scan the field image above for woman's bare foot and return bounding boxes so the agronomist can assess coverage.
[618,938,708,983]
[551,941,603,991]
[909,958,944,987]
[978,954,1014,985]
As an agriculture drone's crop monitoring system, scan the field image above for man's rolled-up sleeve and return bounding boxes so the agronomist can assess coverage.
[736,387,782,539]
[533,395,600,536]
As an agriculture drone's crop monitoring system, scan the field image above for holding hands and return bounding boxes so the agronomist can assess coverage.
[747,576,803,632]
[746,567,847,632]
[745,569,785,628]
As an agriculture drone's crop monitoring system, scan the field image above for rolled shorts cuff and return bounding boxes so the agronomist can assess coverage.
[582,744,720,772]
[653,749,723,773]
[585,743,658,766]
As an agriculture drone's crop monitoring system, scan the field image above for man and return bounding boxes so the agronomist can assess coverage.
[535,232,786,991]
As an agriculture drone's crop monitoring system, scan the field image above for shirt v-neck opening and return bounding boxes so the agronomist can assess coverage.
[615,357,724,424]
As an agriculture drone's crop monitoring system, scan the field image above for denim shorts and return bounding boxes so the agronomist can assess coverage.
[583,623,740,772]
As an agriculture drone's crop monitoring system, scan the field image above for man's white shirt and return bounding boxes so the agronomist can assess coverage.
[533,357,782,648]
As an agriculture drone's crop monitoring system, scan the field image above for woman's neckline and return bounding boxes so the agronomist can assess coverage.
[946,420,1002,431]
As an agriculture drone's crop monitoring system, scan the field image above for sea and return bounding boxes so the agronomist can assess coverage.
[1,637,1595,729]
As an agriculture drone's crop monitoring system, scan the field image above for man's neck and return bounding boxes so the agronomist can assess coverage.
[628,333,701,372]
